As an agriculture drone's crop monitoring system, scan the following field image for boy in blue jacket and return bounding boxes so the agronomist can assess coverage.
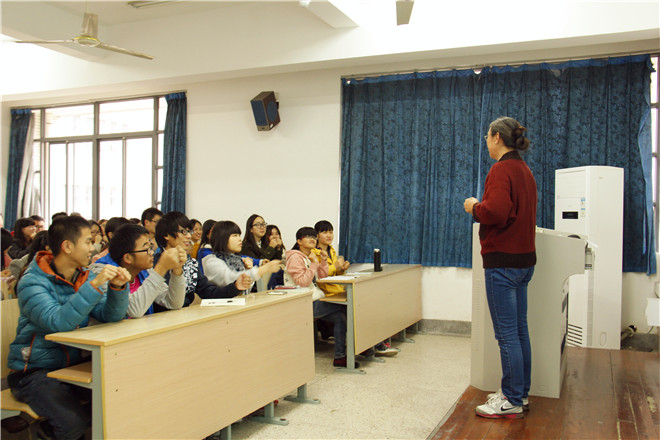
[7,215,131,440]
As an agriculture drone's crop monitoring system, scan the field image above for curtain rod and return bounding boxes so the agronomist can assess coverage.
[12,90,188,111]
[341,50,659,81]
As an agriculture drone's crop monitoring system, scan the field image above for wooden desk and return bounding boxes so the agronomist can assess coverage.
[46,290,314,439]
[318,264,422,373]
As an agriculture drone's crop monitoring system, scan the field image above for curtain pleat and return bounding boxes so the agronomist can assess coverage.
[162,93,187,213]
[4,109,32,227]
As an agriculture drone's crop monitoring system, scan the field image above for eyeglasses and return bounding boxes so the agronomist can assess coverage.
[252,222,267,228]
[129,241,155,254]
[303,235,317,240]
[178,228,192,235]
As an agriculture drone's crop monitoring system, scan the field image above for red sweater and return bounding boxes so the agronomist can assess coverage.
[473,150,537,268]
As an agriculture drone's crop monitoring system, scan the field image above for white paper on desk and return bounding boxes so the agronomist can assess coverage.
[345,272,372,277]
[321,275,356,281]
[200,298,246,306]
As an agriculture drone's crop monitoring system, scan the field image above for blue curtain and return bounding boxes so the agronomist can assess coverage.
[340,71,483,267]
[4,109,32,227]
[161,92,187,213]
[340,55,655,273]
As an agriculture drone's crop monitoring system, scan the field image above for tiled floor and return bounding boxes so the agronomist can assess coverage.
[229,333,471,440]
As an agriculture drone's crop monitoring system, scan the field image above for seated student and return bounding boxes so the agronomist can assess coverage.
[189,218,203,259]
[196,219,216,275]
[152,212,250,311]
[90,217,131,263]
[89,220,107,259]
[202,220,281,291]
[8,217,37,259]
[284,227,356,368]
[7,215,130,440]
[241,214,283,262]
[91,223,187,318]
[141,207,163,241]
[1,227,13,273]
[265,224,286,289]
[9,230,49,280]
[30,215,46,233]
[314,220,398,357]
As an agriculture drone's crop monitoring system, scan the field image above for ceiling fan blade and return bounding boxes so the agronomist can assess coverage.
[15,40,76,44]
[96,42,154,60]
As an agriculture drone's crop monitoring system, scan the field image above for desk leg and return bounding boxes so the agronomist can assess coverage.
[219,424,231,440]
[394,328,415,343]
[284,384,320,404]
[249,402,289,426]
[407,321,427,335]
[335,285,366,374]
[90,348,103,440]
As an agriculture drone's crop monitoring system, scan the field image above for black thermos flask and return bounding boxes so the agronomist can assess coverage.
[374,249,382,272]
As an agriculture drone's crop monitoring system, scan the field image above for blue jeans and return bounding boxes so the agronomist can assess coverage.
[313,300,347,359]
[10,369,91,440]
[484,266,534,407]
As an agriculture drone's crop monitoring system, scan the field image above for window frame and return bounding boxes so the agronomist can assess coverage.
[31,95,165,222]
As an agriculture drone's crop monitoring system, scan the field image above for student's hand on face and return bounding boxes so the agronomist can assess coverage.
[235,273,251,291]
[242,257,253,269]
[319,250,328,260]
[269,237,279,248]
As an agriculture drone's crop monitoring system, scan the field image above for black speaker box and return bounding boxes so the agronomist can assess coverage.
[250,91,280,131]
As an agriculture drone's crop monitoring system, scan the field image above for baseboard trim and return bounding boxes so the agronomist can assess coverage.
[418,319,471,337]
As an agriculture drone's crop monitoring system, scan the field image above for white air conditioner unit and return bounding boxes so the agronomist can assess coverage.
[555,166,623,349]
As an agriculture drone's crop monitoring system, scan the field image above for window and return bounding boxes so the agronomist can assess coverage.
[31,96,167,222]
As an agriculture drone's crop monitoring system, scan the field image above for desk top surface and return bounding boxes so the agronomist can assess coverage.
[317,263,421,285]
[46,289,312,347]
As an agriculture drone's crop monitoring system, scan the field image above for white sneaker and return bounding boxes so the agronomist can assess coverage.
[487,388,529,411]
[476,393,524,419]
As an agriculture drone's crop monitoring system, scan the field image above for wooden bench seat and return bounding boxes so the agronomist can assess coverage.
[47,361,92,384]
[1,388,40,420]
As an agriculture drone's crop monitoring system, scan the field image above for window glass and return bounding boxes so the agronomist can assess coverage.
[125,138,153,219]
[69,142,93,219]
[158,97,167,131]
[99,140,124,219]
[32,142,40,172]
[45,105,93,137]
[99,99,154,134]
[49,143,67,214]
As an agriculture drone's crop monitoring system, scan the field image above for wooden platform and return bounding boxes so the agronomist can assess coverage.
[431,347,659,440]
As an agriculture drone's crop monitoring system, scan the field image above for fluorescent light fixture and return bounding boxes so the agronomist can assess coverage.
[396,0,414,25]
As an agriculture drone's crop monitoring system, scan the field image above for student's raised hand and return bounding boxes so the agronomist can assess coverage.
[259,259,270,267]
[269,237,279,248]
[319,249,328,260]
[242,257,253,269]
[234,273,251,291]
[341,260,351,271]
[308,252,318,264]
[263,259,281,274]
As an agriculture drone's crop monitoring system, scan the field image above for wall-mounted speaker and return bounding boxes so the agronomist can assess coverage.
[250,91,280,131]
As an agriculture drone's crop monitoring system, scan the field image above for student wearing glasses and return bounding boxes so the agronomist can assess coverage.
[151,212,251,312]
[90,223,187,318]
[241,214,283,263]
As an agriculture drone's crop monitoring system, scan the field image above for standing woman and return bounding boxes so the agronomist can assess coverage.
[464,117,537,419]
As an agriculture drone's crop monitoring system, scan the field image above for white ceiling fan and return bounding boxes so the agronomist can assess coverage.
[15,12,154,60]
